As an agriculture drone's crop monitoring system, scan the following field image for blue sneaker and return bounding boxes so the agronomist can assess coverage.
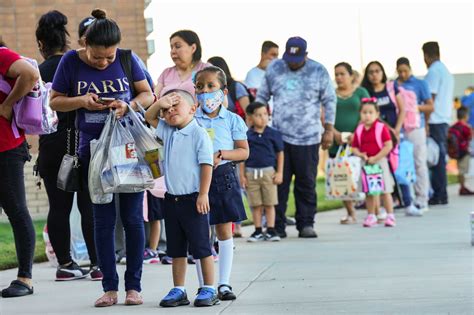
[194,287,220,307]
[159,288,190,307]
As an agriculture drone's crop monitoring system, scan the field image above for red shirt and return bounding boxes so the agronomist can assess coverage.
[0,47,25,152]
[352,122,391,157]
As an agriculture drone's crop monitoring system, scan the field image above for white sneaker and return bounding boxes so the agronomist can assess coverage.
[405,204,423,217]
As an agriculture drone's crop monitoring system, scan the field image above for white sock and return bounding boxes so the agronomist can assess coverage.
[174,286,185,293]
[218,238,234,289]
[195,259,204,288]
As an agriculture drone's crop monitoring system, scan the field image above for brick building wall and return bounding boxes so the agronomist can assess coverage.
[0,0,148,218]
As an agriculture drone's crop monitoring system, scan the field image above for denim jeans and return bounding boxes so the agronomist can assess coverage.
[0,142,35,279]
[93,193,145,292]
[429,123,449,201]
[82,157,145,292]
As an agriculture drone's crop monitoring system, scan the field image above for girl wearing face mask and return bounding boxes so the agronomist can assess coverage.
[193,66,249,301]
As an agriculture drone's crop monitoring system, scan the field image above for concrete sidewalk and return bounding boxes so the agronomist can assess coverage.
[1,183,473,314]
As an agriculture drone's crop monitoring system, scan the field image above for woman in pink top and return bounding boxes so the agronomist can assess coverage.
[155,30,210,97]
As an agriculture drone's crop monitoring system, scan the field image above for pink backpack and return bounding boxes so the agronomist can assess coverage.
[355,120,399,171]
[386,81,420,132]
[0,57,58,138]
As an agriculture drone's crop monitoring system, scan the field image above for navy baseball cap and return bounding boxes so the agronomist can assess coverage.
[282,37,307,63]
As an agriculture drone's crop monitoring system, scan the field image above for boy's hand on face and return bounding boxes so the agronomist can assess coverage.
[273,172,283,185]
[196,193,210,214]
[158,92,180,110]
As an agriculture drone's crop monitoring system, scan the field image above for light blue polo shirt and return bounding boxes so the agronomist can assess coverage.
[195,106,247,163]
[424,60,454,125]
[397,75,432,128]
[155,118,213,195]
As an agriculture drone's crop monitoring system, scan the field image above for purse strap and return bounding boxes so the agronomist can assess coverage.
[66,112,78,157]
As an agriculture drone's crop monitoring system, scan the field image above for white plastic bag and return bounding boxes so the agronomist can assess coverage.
[427,137,440,168]
[102,116,154,193]
[70,193,89,265]
[89,112,114,204]
[124,106,162,178]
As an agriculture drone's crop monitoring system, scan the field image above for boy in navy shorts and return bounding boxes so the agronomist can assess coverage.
[240,102,284,242]
[145,89,218,307]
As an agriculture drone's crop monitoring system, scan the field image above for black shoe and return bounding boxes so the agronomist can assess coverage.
[276,230,287,239]
[298,226,318,238]
[56,261,88,281]
[247,231,265,242]
[285,217,296,226]
[217,284,236,301]
[1,280,34,298]
[265,230,281,242]
[428,198,448,206]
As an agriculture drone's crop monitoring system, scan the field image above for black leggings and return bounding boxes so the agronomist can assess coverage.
[0,142,35,279]
[42,168,97,266]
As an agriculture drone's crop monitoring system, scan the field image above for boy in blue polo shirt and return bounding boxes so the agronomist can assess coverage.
[240,102,284,242]
[145,89,219,307]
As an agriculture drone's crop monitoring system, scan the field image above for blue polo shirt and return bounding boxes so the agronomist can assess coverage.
[246,126,284,168]
[155,118,213,195]
[424,60,454,124]
[397,76,432,128]
[195,106,247,164]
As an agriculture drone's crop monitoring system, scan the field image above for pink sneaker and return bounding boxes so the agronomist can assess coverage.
[384,214,396,227]
[363,215,377,227]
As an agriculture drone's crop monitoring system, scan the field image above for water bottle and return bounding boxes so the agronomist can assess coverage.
[471,212,474,246]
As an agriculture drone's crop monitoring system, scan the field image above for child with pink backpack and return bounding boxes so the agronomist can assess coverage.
[351,98,396,227]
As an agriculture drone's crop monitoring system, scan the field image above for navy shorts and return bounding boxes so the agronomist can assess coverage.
[163,192,212,259]
[209,163,247,225]
[146,191,164,221]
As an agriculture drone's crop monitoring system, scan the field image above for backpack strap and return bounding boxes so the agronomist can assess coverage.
[355,124,364,147]
[0,75,12,94]
[374,120,385,149]
[386,81,399,113]
[119,49,137,98]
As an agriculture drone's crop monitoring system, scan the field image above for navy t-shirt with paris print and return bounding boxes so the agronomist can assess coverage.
[52,49,145,158]
[371,85,399,128]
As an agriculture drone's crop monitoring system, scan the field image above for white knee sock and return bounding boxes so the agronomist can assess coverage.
[218,238,234,288]
[195,259,204,288]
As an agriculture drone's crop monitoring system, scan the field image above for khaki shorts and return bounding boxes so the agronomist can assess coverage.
[360,157,395,194]
[458,155,470,174]
[245,168,278,207]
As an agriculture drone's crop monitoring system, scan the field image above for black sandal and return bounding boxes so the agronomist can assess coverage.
[1,280,34,298]
[217,284,236,301]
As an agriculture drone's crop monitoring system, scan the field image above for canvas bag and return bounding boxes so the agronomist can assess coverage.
[325,145,364,200]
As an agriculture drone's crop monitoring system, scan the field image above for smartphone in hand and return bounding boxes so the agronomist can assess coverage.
[97,97,115,104]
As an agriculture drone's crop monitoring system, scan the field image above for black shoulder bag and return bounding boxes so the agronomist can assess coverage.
[57,113,82,192]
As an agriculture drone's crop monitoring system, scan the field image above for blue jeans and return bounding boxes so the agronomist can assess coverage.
[93,193,145,292]
[400,184,412,207]
[429,123,449,201]
[0,142,35,279]
[82,157,145,292]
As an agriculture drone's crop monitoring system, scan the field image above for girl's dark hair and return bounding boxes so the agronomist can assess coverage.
[35,10,70,58]
[360,100,380,113]
[207,56,234,86]
[194,66,227,89]
[246,102,267,115]
[361,61,388,93]
[170,30,202,63]
[84,9,121,47]
[0,38,6,47]
[335,62,353,75]
[396,57,410,68]
[78,16,94,39]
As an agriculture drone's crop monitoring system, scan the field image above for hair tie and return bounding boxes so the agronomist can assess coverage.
[361,97,377,104]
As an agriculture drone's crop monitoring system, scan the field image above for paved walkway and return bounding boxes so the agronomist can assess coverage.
[1,182,473,314]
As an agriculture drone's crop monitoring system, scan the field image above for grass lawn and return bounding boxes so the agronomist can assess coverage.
[0,174,460,270]
[0,219,46,271]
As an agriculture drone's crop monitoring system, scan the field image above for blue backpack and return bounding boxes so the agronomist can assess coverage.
[394,140,416,185]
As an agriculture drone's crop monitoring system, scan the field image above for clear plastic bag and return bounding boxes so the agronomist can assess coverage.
[102,115,154,193]
[124,106,163,178]
[70,193,89,265]
[89,112,114,204]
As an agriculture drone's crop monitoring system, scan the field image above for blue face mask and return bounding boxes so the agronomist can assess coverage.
[197,90,225,114]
